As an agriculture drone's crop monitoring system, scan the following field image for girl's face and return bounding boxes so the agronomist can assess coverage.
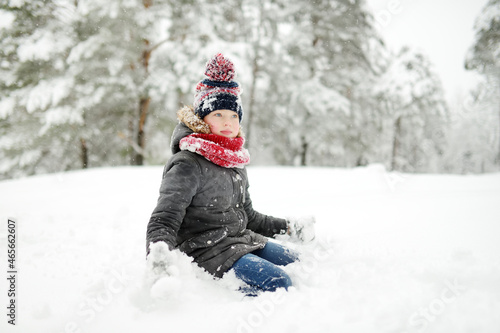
[203,109,240,138]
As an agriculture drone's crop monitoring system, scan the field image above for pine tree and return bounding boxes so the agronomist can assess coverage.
[0,0,209,178]
[0,0,79,178]
[65,0,177,167]
[375,47,448,172]
[465,0,500,165]
[0,0,461,177]
[268,0,383,166]
[444,85,498,173]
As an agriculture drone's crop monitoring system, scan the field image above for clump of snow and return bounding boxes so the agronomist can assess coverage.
[0,96,15,119]
[0,10,15,30]
[474,1,500,33]
[17,29,73,62]
[22,78,74,114]
[0,165,499,333]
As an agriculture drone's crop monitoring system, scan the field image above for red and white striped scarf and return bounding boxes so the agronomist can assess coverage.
[179,133,250,169]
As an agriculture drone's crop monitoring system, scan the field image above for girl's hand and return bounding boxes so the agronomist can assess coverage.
[286,216,316,243]
[147,242,193,277]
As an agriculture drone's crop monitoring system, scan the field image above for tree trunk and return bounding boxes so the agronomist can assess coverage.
[498,86,500,165]
[129,0,156,165]
[245,55,259,150]
[80,138,88,169]
[131,31,153,166]
[300,136,308,166]
[133,96,151,165]
[391,116,402,171]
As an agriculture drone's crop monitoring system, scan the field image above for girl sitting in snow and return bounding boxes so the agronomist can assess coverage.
[146,53,314,294]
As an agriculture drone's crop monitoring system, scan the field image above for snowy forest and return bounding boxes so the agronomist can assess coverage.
[0,0,499,179]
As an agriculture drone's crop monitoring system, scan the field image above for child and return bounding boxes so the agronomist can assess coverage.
[146,53,314,294]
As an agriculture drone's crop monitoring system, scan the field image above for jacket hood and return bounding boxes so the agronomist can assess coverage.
[170,106,210,154]
[171,105,243,154]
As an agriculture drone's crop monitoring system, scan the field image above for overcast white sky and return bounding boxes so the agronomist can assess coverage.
[367,0,490,105]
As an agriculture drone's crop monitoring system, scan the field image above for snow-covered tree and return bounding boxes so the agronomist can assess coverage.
[465,0,500,165]
[60,0,200,167]
[231,0,287,154]
[0,0,211,178]
[0,0,470,177]
[444,84,499,173]
[267,0,383,166]
[0,0,79,177]
[375,47,448,172]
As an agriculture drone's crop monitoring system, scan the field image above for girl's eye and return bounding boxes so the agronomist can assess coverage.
[214,113,222,117]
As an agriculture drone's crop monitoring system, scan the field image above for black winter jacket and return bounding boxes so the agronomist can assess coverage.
[146,112,288,277]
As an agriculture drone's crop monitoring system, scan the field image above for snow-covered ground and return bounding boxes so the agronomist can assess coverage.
[1,165,499,333]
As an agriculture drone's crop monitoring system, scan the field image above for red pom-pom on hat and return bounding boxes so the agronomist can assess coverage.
[204,53,235,82]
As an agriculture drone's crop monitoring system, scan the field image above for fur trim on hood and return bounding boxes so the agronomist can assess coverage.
[177,105,211,134]
[176,105,243,137]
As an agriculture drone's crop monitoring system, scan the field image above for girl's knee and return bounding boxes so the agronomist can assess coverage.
[263,273,293,292]
[279,274,293,290]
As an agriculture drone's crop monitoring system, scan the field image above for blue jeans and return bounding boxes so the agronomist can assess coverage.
[230,241,299,294]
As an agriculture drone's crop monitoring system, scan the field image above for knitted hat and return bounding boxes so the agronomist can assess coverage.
[193,53,243,122]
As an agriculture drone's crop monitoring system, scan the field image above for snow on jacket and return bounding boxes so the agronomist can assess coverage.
[146,106,288,277]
